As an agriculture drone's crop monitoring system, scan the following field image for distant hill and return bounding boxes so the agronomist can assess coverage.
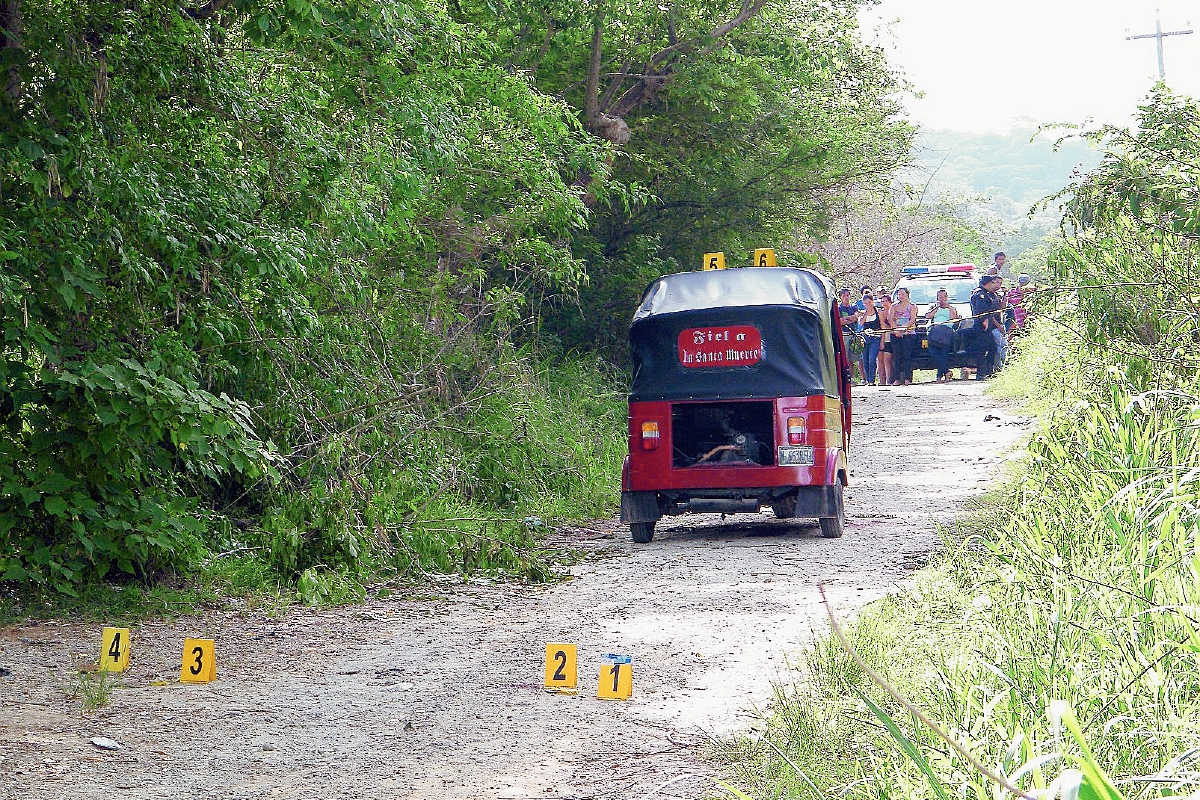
[898,125,1103,259]
[911,126,1102,219]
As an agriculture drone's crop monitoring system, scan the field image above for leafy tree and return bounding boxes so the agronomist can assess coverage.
[460,0,913,356]
[806,187,991,290]
[1054,86,1200,387]
[0,0,916,595]
[0,0,607,592]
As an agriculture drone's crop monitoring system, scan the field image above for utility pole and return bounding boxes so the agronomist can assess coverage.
[1126,9,1193,79]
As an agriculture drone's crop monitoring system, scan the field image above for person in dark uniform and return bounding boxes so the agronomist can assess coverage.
[970,275,1003,379]
[837,288,863,383]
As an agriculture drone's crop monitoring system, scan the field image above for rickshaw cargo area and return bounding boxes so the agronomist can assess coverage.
[620,261,853,543]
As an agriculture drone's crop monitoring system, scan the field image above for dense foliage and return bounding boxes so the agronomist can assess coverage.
[0,1,611,594]
[456,0,913,356]
[1055,87,1200,385]
[0,0,908,597]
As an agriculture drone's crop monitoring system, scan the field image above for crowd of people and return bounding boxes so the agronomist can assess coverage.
[837,253,1036,386]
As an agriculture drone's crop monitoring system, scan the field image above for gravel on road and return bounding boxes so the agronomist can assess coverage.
[1,381,1028,800]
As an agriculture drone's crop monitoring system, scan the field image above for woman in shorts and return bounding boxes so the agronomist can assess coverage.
[876,293,894,387]
[889,287,918,385]
[924,288,961,382]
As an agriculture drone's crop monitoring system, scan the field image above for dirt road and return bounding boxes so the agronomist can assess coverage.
[1,382,1027,800]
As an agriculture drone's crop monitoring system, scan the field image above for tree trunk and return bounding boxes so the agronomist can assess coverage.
[576,0,768,192]
[585,0,768,145]
[606,0,767,120]
[583,1,629,146]
[584,1,603,129]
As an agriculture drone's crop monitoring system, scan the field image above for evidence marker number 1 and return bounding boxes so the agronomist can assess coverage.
[597,654,632,701]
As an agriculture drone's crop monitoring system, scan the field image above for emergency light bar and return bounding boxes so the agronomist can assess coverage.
[901,264,976,275]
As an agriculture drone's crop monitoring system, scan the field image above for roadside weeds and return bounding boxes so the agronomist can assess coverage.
[713,335,1200,798]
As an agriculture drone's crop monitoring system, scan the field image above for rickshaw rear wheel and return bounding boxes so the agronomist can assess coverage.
[630,521,655,544]
[819,482,845,539]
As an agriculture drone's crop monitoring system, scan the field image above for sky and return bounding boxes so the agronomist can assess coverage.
[859,0,1200,133]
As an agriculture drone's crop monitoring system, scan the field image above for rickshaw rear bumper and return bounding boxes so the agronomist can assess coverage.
[620,483,842,521]
[624,451,842,492]
[620,454,845,522]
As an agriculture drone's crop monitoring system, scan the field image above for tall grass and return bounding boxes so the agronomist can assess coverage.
[3,352,628,617]
[216,350,629,598]
[717,321,1200,799]
[360,352,628,582]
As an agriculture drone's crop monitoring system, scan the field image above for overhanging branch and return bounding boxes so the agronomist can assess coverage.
[184,0,235,20]
[605,0,768,119]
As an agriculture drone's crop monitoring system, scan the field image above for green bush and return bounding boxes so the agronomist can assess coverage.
[0,3,608,597]
[2,0,911,604]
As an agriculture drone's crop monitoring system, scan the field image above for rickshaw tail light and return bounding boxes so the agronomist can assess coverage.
[640,421,660,450]
[787,417,804,445]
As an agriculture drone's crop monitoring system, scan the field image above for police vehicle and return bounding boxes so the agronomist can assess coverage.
[891,264,981,373]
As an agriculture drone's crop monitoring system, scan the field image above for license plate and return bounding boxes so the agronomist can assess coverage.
[777,446,815,466]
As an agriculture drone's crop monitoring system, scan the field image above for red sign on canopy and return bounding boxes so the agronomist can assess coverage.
[678,326,762,368]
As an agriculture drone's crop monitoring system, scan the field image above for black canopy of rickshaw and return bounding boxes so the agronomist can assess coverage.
[629,267,839,402]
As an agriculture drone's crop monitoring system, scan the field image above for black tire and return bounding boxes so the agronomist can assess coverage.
[819,481,845,539]
[630,521,655,544]
[770,496,796,519]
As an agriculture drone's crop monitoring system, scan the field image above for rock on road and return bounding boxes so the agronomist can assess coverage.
[1,382,1027,800]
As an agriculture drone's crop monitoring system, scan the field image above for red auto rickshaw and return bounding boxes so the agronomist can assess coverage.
[619,260,853,542]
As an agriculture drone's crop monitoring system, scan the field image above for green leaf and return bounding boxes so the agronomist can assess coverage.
[854,688,952,800]
[713,780,754,800]
[43,495,69,516]
[1047,701,1125,800]
[57,280,77,308]
[38,473,76,493]
[17,138,44,160]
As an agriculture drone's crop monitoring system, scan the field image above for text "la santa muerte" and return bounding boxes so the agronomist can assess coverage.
[677,326,763,367]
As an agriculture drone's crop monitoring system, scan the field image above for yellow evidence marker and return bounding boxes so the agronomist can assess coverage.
[98,627,131,673]
[753,248,777,267]
[597,655,633,701]
[701,252,726,271]
[544,643,578,693]
[179,638,217,684]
